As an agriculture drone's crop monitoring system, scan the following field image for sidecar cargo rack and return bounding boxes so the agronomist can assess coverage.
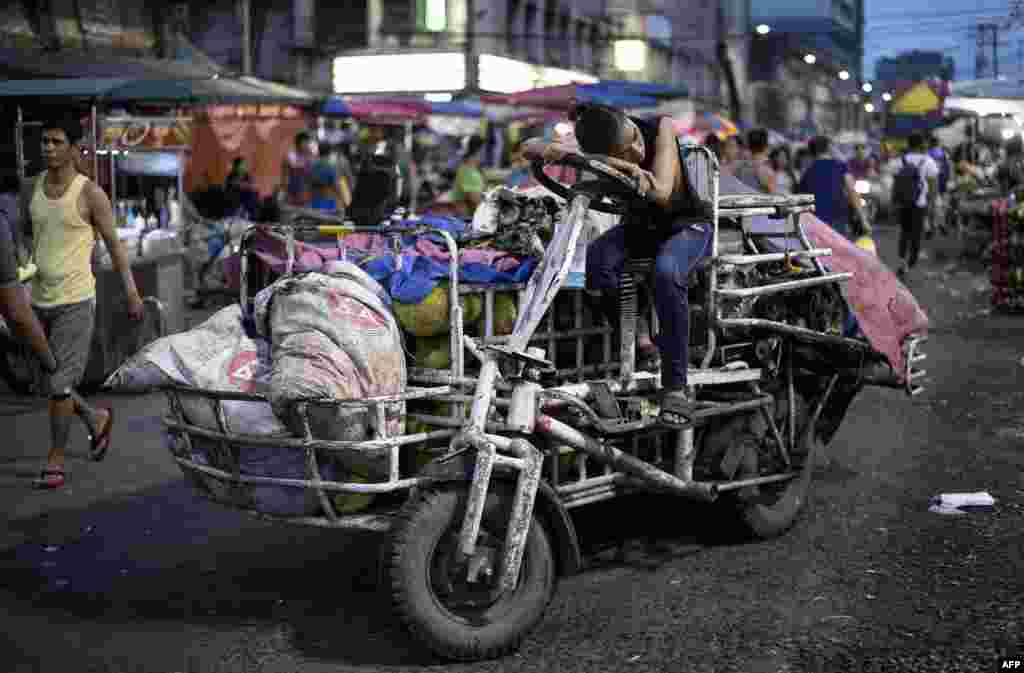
[161,383,460,530]
[717,192,816,219]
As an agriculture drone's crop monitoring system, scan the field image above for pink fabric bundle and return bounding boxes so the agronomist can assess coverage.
[800,213,930,380]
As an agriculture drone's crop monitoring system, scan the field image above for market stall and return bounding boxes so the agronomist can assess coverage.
[0,61,320,382]
[990,199,1024,312]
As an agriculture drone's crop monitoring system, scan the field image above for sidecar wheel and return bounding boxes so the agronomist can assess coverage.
[389,486,556,661]
[731,432,822,539]
[716,390,821,540]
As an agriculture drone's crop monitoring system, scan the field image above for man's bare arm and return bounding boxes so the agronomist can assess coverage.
[0,286,57,372]
[85,182,142,307]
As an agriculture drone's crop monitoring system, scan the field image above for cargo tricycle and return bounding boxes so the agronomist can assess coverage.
[159,145,927,661]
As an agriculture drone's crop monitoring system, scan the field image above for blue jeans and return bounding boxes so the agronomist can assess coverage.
[586,222,712,389]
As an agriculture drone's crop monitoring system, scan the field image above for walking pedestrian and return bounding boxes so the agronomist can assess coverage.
[450,136,486,217]
[886,132,939,278]
[927,135,952,237]
[847,144,876,180]
[797,135,868,240]
[731,128,778,193]
[0,174,58,377]
[720,134,742,174]
[310,144,354,213]
[281,131,317,207]
[20,114,144,489]
[769,146,797,194]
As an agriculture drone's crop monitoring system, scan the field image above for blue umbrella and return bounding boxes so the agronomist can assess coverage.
[322,96,352,116]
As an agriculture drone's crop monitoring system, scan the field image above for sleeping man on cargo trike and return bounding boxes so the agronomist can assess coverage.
[102,99,932,662]
[524,103,710,427]
[521,101,930,429]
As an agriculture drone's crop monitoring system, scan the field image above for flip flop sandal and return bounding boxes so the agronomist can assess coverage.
[659,390,694,429]
[89,404,114,462]
[33,466,66,490]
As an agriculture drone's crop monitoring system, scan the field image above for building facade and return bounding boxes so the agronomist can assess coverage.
[0,0,734,116]
[743,0,867,134]
[876,50,955,83]
[325,0,724,106]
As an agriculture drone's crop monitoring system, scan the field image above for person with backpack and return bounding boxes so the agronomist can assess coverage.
[887,132,939,278]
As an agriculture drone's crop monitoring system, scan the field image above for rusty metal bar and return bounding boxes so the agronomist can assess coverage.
[161,382,452,407]
[556,472,624,495]
[535,414,717,501]
[497,438,544,590]
[716,248,833,266]
[715,272,851,298]
[717,318,871,350]
[787,344,796,453]
[298,402,339,523]
[457,437,496,557]
[172,456,429,493]
[248,510,396,531]
[675,428,696,480]
[719,193,816,208]
[750,382,789,469]
[561,489,625,509]
[714,472,797,491]
[163,417,439,455]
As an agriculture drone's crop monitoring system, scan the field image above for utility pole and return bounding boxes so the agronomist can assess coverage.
[976,22,999,79]
[995,23,1000,78]
[238,0,252,75]
[465,0,479,93]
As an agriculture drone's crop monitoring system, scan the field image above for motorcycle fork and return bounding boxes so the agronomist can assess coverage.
[454,193,593,591]
[458,433,544,591]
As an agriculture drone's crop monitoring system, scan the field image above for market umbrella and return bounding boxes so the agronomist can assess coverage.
[691,112,738,137]
[481,80,687,111]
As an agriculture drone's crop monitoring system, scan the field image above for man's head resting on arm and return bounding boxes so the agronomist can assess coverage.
[568,103,646,166]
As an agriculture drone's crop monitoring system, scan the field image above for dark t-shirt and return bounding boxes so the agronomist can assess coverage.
[624,115,701,253]
[797,158,850,226]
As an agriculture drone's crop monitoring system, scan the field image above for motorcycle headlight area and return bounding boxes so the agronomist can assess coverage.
[854,180,871,195]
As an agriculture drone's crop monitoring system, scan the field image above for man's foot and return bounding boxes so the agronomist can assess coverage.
[33,464,65,490]
[896,260,909,278]
[89,404,114,462]
[659,389,694,428]
[637,340,660,372]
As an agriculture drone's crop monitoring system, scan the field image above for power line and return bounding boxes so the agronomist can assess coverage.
[867,3,1010,20]
[867,10,1010,25]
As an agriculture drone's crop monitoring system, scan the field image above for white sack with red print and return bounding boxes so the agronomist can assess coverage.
[103,304,287,436]
[251,265,406,443]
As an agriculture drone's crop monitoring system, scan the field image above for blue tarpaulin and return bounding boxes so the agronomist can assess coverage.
[363,253,536,304]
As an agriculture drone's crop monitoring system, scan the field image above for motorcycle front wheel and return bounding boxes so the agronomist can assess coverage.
[389,485,556,661]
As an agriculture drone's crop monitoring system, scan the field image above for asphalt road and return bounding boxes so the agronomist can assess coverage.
[0,225,1021,673]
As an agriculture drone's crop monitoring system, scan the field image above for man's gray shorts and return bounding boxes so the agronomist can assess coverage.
[35,298,96,396]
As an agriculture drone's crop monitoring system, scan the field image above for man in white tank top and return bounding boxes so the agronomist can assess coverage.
[19,115,144,489]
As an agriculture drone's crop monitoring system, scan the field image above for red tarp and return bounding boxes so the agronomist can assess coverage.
[183,104,313,197]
